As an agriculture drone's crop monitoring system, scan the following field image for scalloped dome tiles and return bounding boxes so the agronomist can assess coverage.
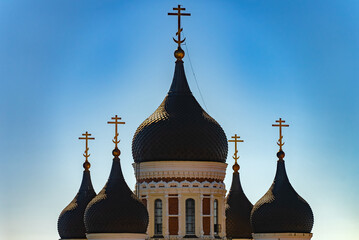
[132,60,228,163]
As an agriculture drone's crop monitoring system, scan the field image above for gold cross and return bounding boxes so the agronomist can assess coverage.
[107,115,125,149]
[228,134,244,163]
[168,5,191,47]
[79,131,95,163]
[272,118,289,151]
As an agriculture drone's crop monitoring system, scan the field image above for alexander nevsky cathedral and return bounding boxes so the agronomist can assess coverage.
[57,5,314,240]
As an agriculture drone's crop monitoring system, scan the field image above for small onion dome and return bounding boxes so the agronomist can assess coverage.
[250,157,314,233]
[84,150,149,233]
[58,169,96,239]
[132,59,228,163]
[226,171,253,239]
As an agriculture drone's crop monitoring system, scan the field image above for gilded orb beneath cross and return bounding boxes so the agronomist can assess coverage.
[174,47,185,60]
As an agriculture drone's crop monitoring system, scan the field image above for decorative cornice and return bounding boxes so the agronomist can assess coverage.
[136,180,226,196]
[139,177,221,183]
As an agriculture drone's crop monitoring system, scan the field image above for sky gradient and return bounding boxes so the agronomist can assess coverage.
[0,1,358,240]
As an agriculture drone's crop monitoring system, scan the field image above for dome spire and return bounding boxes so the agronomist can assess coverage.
[228,134,244,172]
[132,5,227,164]
[168,5,191,60]
[57,132,96,239]
[226,133,253,239]
[84,115,149,236]
[250,119,314,235]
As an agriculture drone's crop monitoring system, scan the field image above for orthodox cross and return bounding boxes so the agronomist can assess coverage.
[228,134,244,163]
[272,118,289,151]
[107,115,125,149]
[79,131,95,163]
[168,5,191,47]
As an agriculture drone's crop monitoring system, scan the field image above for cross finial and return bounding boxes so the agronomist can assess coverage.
[272,118,289,151]
[228,134,244,172]
[79,131,95,171]
[107,115,125,152]
[168,5,191,49]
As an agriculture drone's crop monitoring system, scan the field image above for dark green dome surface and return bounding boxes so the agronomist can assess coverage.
[251,159,314,233]
[84,156,149,233]
[132,60,228,163]
[58,170,96,239]
[226,171,253,239]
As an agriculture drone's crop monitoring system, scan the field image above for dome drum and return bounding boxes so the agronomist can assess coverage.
[133,160,228,183]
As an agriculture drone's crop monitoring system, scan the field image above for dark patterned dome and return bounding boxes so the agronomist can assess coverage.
[226,171,253,239]
[58,170,96,239]
[250,159,314,233]
[84,153,149,233]
[132,59,228,163]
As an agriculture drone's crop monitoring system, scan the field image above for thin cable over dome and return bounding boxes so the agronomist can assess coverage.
[132,59,228,163]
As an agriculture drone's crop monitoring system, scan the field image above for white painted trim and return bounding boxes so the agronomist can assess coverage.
[133,161,228,181]
[86,233,147,240]
[252,232,313,240]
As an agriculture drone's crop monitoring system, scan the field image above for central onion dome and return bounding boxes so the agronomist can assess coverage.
[132,53,228,163]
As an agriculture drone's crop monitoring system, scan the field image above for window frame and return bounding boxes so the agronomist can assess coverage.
[185,198,196,235]
[214,199,219,235]
[154,199,163,235]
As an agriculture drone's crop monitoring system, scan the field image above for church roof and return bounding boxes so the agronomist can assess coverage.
[226,171,253,239]
[57,169,96,239]
[250,152,314,233]
[84,149,149,234]
[132,58,228,163]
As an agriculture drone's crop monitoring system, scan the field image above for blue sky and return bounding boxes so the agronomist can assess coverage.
[0,1,358,240]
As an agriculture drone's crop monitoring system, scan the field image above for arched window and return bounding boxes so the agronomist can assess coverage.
[186,198,195,235]
[154,199,162,235]
[214,199,219,235]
